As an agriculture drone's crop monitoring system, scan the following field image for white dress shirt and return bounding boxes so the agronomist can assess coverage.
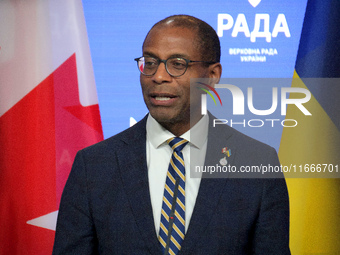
[146,114,208,235]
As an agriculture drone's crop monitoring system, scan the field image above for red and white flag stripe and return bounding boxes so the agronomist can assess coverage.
[0,0,103,254]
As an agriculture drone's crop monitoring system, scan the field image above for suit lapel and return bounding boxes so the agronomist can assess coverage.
[117,116,162,255]
[180,114,237,254]
[115,114,239,254]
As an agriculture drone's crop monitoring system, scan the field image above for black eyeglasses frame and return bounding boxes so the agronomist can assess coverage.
[134,56,217,77]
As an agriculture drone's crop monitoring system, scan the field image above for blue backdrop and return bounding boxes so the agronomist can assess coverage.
[82,0,308,151]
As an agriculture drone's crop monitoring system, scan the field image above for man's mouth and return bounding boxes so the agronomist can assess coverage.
[149,93,177,105]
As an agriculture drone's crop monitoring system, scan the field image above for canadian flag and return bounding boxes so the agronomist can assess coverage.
[0,0,103,254]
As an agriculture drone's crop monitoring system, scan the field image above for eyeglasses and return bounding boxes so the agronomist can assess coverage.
[134,56,216,77]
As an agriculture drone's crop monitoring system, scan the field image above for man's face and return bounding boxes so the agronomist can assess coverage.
[140,25,211,134]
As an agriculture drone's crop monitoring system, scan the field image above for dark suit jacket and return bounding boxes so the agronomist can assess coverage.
[53,114,290,254]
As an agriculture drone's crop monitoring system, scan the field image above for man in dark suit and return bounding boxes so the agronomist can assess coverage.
[53,15,290,254]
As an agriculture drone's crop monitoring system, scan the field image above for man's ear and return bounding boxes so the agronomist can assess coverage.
[208,62,222,86]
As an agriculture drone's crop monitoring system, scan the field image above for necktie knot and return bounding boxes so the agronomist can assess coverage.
[167,137,188,153]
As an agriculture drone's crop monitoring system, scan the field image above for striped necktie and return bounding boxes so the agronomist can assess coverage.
[159,137,188,255]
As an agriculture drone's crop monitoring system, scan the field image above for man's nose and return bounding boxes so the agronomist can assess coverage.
[151,62,172,84]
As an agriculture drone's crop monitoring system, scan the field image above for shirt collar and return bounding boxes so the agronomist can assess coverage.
[146,114,209,149]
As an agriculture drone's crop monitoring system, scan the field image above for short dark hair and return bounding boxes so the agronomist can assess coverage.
[144,15,221,63]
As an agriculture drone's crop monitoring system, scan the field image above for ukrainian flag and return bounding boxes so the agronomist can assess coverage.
[279,0,340,253]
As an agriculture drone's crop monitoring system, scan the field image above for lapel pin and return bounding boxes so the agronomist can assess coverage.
[220,147,231,166]
[220,157,228,166]
[222,147,231,157]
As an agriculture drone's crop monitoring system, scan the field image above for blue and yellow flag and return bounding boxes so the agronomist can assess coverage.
[279,0,340,253]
